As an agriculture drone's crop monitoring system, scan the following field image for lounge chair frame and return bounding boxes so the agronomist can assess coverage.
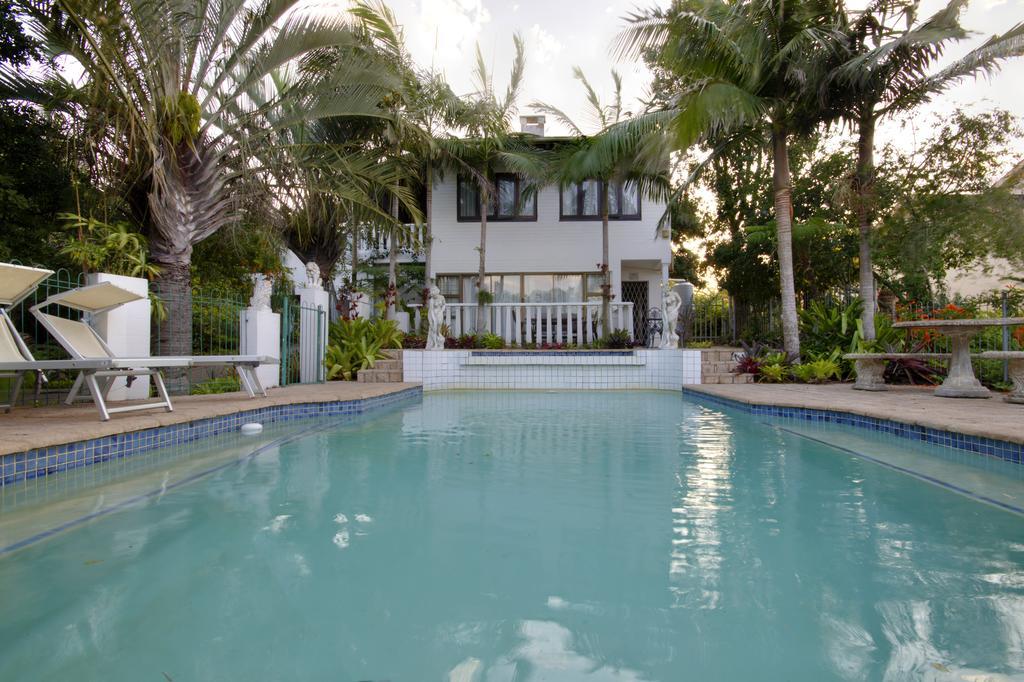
[0,309,35,412]
[27,282,274,421]
[0,263,55,412]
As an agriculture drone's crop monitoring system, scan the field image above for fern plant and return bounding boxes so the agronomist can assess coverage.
[325,318,403,380]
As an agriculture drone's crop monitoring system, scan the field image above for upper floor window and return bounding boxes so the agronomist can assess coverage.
[457,174,537,222]
[560,180,640,220]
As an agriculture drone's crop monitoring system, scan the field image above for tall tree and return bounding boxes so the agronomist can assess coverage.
[458,35,544,333]
[617,0,842,357]
[5,0,400,357]
[348,1,466,320]
[827,0,1024,338]
[533,68,670,337]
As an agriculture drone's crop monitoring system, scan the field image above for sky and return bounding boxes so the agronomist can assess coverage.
[382,0,1024,165]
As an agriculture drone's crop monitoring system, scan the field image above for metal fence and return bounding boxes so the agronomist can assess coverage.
[152,288,250,395]
[682,290,1021,386]
[277,296,326,387]
[3,268,328,406]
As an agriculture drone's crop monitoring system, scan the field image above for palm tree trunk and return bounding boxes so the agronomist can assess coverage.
[601,181,611,338]
[149,246,192,394]
[350,219,358,289]
[855,112,877,341]
[387,194,399,320]
[423,163,433,333]
[771,124,801,359]
[476,183,488,334]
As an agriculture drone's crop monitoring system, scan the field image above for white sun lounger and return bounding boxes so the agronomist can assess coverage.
[29,282,277,421]
[0,263,55,411]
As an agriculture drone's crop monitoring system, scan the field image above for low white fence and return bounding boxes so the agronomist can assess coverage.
[410,302,635,345]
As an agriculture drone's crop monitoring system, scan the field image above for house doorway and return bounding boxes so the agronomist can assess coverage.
[621,281,648,344]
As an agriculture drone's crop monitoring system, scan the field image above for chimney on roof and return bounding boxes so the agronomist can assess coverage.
[520,115,545,137]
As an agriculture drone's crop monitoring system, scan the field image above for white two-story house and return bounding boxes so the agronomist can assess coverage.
[428,116,673,340]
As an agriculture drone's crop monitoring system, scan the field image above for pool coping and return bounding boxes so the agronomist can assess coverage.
[1,385,422,487]
[683,385,1023,465]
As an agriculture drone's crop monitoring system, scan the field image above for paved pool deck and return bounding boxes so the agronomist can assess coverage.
[684,383,1023,445]
[0,382,421,457]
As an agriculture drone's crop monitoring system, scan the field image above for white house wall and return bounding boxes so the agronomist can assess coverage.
[430,174,671,279]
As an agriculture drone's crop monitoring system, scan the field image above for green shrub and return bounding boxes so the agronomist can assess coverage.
[791,349,843,383]
[685,340,713,349]
[799,300,862,357]
[792,359,840,383]
[757,363,788,383]
[325,318,403,381]
[600,329,632,349]
[481,333,505,349]
[191,376,241,395]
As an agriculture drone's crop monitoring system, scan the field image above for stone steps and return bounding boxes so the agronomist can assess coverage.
[699,346,754,385]
[702,373,755,385]
[356,349,404,383]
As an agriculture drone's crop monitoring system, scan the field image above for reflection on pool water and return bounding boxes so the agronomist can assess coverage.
[1,391,1023,681]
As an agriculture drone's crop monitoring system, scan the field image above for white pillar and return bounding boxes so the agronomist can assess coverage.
[241,309,280,389]
[241,275,280,389]
[87,272,150,401]
[296,286,329,383]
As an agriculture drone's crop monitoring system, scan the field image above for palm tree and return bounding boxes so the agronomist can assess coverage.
[827,0,1024,339]
[533,68,671,337]
[6,0,399,357]
[616,0,842,358]
[348,1,468,321]
[458,35,546,333]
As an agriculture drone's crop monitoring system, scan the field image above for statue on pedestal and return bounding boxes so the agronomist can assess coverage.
[426,283,446,350]
[250,275,272,312]
[304,261,322,290]
[661,286,682,349]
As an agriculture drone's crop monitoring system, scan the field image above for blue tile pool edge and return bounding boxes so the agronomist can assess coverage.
[0,386,423,488]
[682,387,1023,466]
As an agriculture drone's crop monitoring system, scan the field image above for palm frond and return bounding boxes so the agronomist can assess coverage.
[886,21,1024,113]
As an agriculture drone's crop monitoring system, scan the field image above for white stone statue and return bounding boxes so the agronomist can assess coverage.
[249,274,273,312]
[304,261,322,290]
[660,286,682,349]
[426,283,446,350]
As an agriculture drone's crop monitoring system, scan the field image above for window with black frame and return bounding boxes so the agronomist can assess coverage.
[559,180,640,220]
[457,174,537,221]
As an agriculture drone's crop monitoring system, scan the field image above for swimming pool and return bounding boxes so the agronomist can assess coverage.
[2,391,1022,680]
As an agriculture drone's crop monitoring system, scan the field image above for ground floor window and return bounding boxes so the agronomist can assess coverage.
[435,273,603,303]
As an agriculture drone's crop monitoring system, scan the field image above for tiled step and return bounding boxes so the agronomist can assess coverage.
[703,360,737,373]
[699,346,746,384]
[356,369,404,383]
[702,373,755,385]
[699,347,739,363]
[356,349,404,383]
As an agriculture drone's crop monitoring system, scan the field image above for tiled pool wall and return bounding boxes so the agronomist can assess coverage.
[403,349,701,390]
[0,386,423,488]
[684,388,1024,465]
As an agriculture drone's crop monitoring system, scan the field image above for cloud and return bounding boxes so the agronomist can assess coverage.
[413,0,492,66]
[528,24,563,65]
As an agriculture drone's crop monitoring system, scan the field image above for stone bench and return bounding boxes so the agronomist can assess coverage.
[843,353,951,392]
[978,351,1024,404]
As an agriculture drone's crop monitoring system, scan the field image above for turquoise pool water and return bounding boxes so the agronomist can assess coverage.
[2,391,1023,680]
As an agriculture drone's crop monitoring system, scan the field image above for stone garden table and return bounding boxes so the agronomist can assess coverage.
[892,317,1024,398]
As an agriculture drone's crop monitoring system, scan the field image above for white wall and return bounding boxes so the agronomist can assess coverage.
[943,258,1021,298]
[403,349,700,390]
[430,173,671,280]
[86,272,150,401]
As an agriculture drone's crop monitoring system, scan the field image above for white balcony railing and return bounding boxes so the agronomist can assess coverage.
[408,302,634,345]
